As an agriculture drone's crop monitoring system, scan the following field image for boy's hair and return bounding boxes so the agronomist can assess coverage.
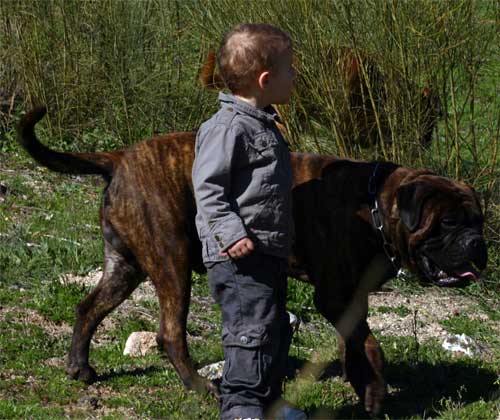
[217,23,292,94]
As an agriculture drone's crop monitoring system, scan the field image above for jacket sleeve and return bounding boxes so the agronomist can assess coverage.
[192,123,248,251]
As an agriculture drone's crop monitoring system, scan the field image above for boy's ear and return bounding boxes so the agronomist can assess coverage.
[258,71,270,89]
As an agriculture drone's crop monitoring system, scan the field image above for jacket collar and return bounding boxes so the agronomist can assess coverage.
[218,92,283,125]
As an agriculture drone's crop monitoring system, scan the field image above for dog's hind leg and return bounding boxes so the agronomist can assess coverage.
[67,239,146,383]
[151,246,220,398]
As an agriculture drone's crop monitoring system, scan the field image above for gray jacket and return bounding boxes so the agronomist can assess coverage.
[192,92,294,263]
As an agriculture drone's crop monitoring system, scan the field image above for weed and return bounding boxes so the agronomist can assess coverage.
[377,305,412,317]
[441,314,497,341]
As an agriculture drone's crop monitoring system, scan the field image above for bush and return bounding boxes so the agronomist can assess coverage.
[1,0,498,243]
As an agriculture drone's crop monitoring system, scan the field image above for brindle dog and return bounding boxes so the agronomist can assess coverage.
[17,107,487,416]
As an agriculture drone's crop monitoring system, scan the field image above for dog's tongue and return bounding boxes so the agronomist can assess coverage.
[458,271,481,282]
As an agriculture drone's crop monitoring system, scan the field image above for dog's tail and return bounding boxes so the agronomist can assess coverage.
[198,49,225,90]
[17,106,119,180]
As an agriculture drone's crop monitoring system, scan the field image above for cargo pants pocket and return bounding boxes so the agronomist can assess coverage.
[221,326,271,391]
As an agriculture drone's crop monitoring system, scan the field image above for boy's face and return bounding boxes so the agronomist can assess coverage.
[266,49,296,105]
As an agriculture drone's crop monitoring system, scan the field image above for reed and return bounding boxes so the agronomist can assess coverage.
[193,0,499,208]
[0,0,498,205]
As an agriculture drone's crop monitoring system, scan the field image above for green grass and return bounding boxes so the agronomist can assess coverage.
[1,136,499,418]
[375,305,412,317]
[441,315,494,339]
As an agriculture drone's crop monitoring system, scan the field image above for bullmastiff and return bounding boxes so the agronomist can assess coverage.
[17,107,487,416]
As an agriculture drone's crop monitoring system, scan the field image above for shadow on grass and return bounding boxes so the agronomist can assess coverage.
[289,357,499,419]
[287,355,345,382]
[97,365,163,382]
[381,359,499,418]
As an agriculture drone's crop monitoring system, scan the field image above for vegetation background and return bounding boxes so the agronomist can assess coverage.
[1,0,499,243]
[0,0,498,418]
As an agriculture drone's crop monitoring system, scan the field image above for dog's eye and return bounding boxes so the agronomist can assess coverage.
[440,218,457,229]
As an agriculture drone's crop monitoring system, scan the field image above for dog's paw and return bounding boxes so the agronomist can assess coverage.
[67,364,98,384]
[363,378,386,417]
[204,379,221,400]
[187,374,220,399]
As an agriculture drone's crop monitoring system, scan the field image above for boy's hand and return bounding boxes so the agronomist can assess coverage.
[220,237,255,259]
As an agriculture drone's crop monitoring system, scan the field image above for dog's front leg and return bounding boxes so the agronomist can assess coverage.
[339,320,385,417]
[323,290,385,416]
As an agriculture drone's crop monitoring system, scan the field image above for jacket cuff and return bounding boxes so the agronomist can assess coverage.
[209,214,248,252]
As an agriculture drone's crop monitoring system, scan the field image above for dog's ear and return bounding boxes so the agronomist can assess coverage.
[397,181,436,232]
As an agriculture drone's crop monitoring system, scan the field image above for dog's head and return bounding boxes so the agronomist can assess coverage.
[396,174,487,286]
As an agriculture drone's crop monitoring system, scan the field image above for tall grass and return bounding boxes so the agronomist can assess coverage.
[0,1,498,217]
[0,0,215,149]
[196,0,498,214]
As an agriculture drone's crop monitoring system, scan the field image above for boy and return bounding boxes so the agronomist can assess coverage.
[192,24,306,420]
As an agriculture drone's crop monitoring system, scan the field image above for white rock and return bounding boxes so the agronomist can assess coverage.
[123,331,158,356]
[59,269,103,287]
[197,361,225,380]
[288,311,300,331]
[442,333,480,357]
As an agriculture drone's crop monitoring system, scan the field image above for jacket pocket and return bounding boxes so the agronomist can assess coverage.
[246,133,277,159]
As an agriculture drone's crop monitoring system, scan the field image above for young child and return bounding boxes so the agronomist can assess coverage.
[192,23,306,420]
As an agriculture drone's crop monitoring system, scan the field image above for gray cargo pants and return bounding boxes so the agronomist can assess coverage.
[207,252,292,420]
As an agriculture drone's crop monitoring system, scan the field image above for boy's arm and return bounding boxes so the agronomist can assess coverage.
[192,123,248,253]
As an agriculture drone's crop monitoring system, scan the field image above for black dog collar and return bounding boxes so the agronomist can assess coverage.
[368,162,402,276]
